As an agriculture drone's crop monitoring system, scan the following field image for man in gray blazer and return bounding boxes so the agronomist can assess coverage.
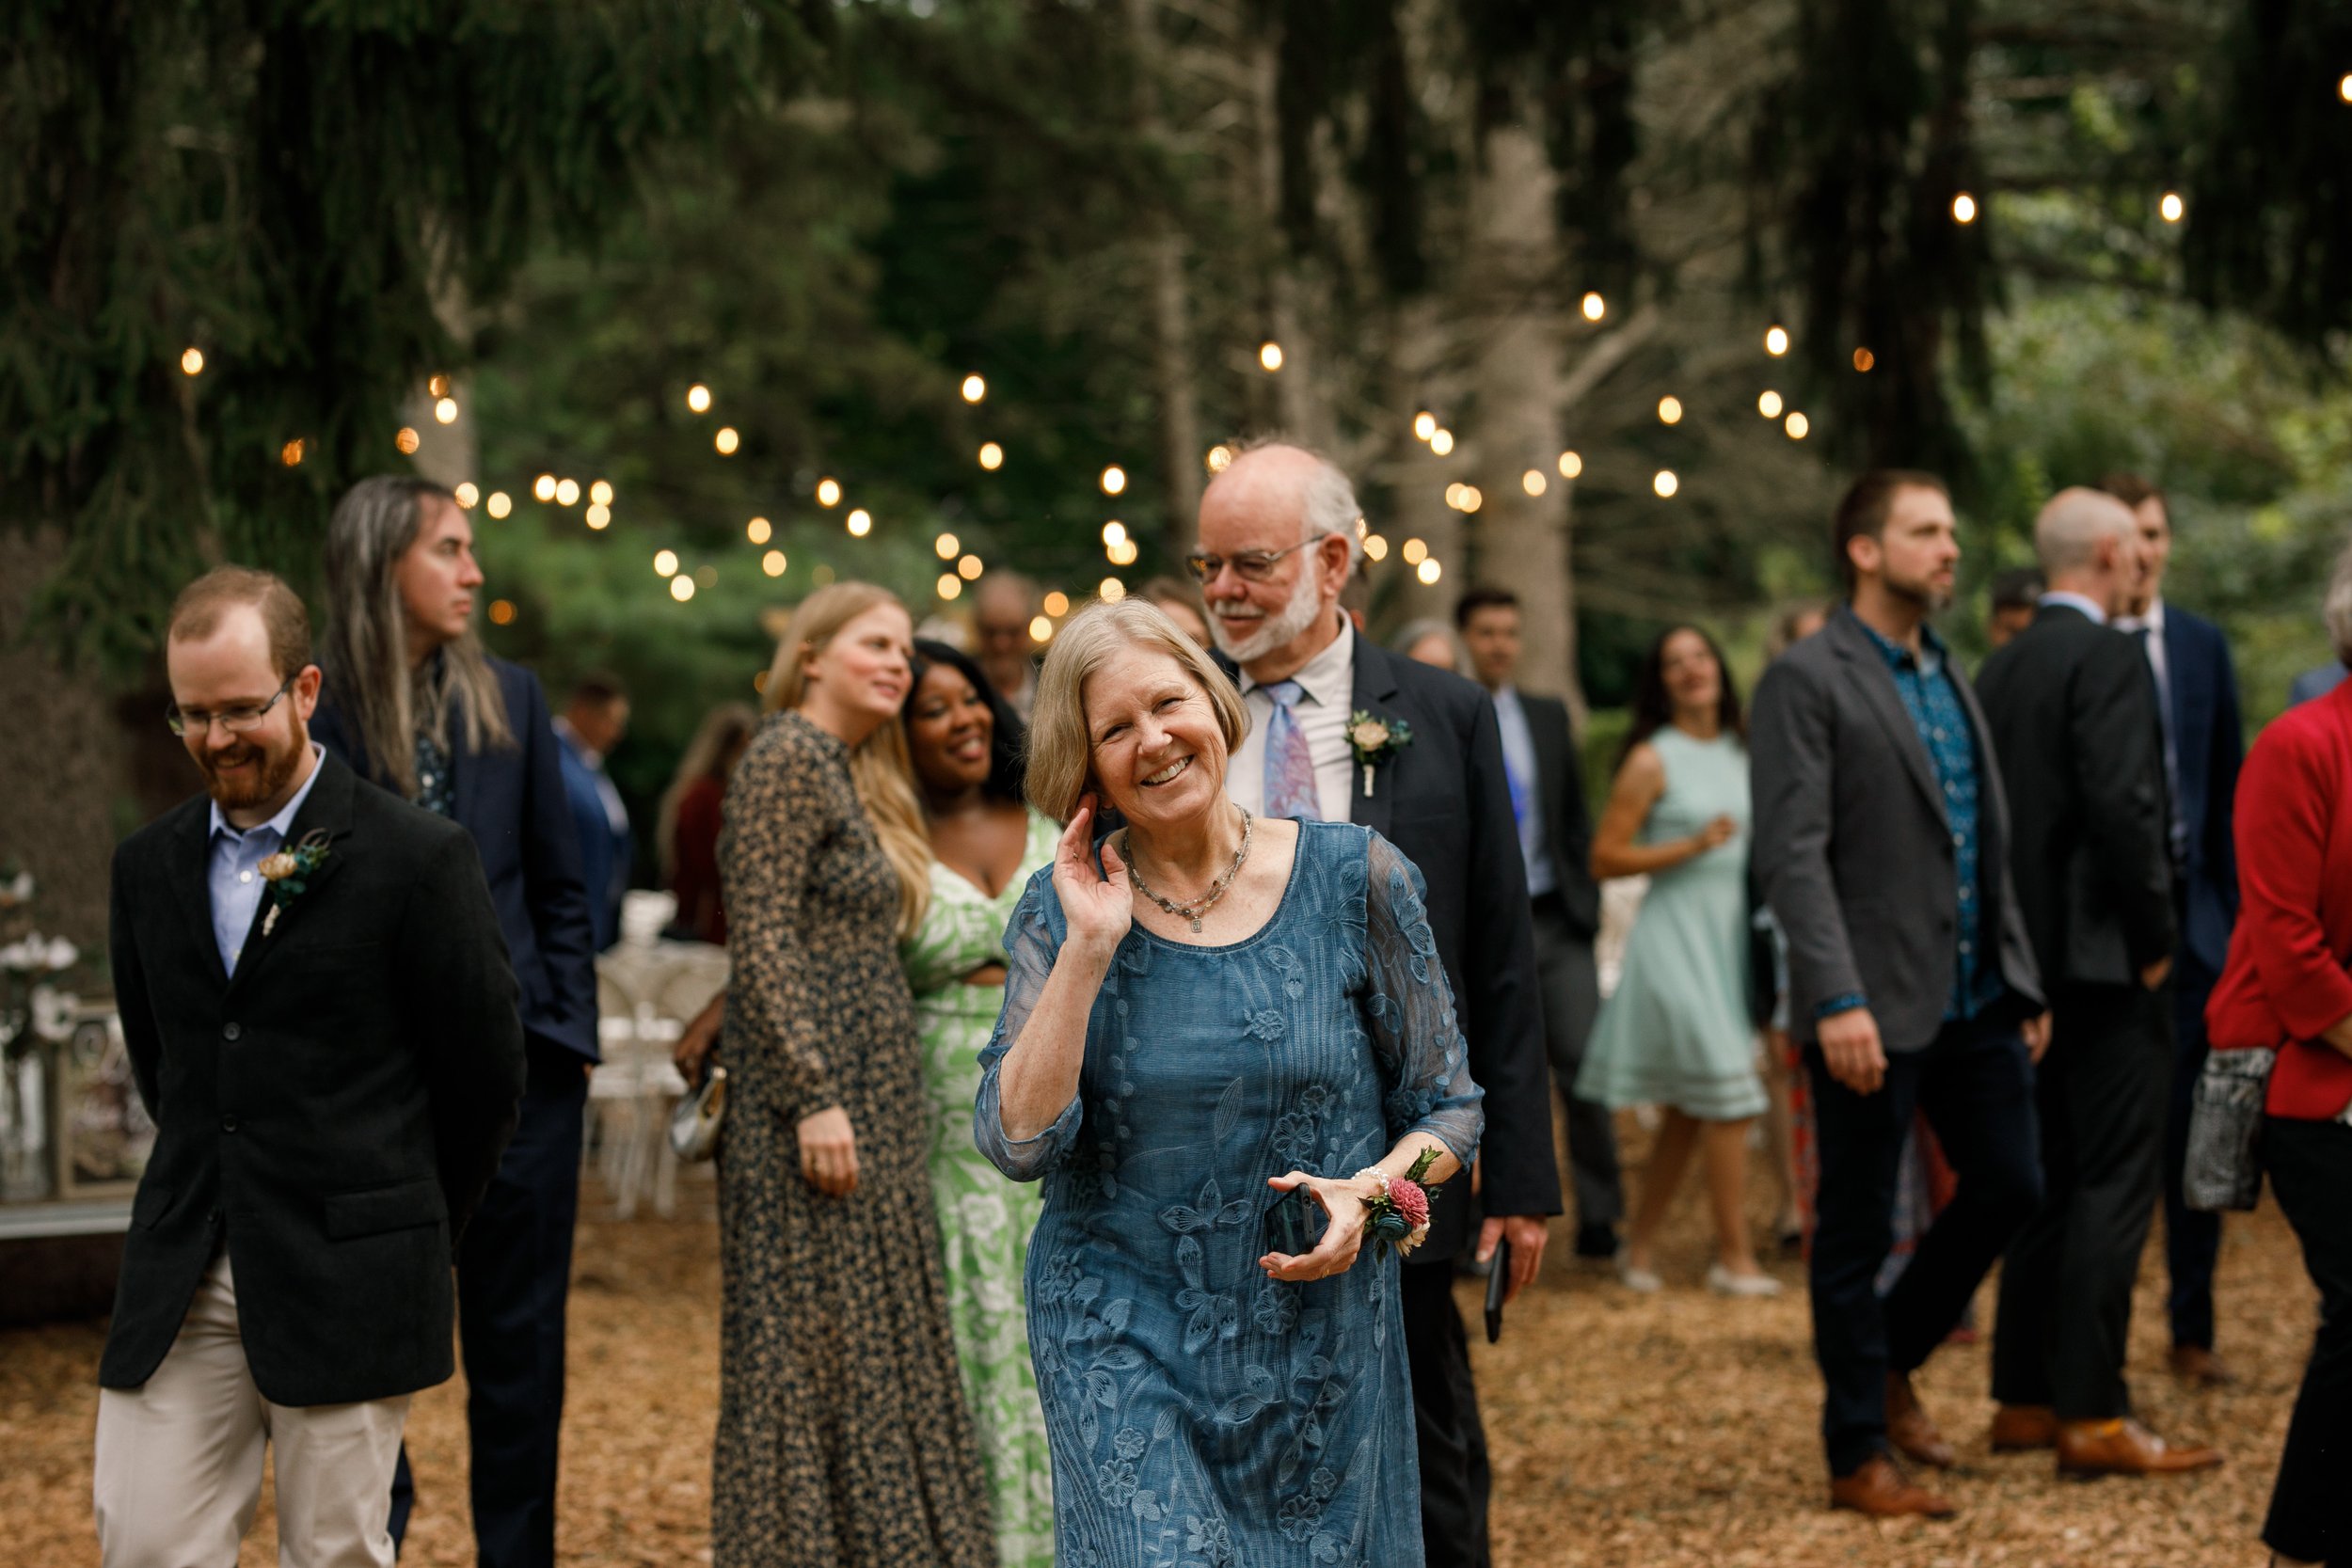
[1751,469,2050,1519]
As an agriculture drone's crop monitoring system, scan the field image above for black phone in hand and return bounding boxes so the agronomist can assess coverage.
[1484,1237,1510,1342]
[1264,1186,1327,1257]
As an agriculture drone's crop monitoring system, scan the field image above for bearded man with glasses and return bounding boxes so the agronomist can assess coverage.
[1193,438,1558,1568]
[95,565,523,1568]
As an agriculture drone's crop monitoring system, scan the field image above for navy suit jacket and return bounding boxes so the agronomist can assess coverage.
[2160,605,2243,975]
[313,657,601,1063]
[556,726,631,952]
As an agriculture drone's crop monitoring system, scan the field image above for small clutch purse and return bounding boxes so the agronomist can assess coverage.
[669,1065,728,1164]
[2183,1047,2274,1212]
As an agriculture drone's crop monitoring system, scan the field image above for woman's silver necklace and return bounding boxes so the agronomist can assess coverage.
[1123,809,1253,933]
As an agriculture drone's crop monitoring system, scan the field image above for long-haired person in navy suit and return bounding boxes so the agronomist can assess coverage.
[2102,472,2248,1387]
[312,475,600,1568]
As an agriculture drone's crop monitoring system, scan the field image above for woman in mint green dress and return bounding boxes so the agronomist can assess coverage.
[898,640,1056,1566]
[1577,626,1777,1298]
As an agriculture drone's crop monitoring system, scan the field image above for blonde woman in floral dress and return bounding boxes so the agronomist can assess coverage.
[898,639,1057,1566]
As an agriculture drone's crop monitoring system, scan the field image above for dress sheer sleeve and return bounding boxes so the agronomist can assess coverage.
[974,871,1085,1180]
[718,721,836,1123]
[1361,832,1485,1165]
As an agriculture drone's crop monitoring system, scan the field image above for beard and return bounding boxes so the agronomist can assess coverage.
[1883,564,1954,617]
[1207,562,1326,666]
[197,733,305,812]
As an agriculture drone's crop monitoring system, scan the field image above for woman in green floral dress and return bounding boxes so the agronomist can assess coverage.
[898,640,1057,1567]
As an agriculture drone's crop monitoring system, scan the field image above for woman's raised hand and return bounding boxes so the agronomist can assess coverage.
[1259,1170,1374,1282]
[1055,794,1133,955]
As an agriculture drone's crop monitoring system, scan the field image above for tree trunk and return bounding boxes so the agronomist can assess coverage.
[1465,124,1580,709]
[1126,0,1204,538]
[1375,294,1461,632]
[1250,35,1331,449]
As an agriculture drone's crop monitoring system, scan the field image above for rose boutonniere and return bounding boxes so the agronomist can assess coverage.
[257,830,332,939]
[1359,1147,1442,1256]
[1346,709,1412,799]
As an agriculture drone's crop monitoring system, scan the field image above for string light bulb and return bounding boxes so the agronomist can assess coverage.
[1043,591,1071,617]
[1786,411,1810,440]
[487,491,513,519]
[1853,348,1876,372]
[395,427,421,454]
[590,480,613,506]
[816,478,842,507]
[181,347,205,376]
[434,397,459,425]
[1759,390,1784,419]
[2160,191,2185,223]
[1029,615,1053,643]
[1101,465,1127,496]
[534,474,558,502]
[1205,444,1232,473]
[1659,396,1684,424]
[937,574,962,600]
[1099,578,1126,603]
[1108,539,1139,566]
[934,531,959,560]
[428,375,450,398]
[1417,558,1442,585]
[454,482,480,510]
[1952,192,1978,224]
[961,373,987,404]
[687,384,712,414]
[715,426,740,455]
[1765,325,1790,356]
[1259,341,1284,372]
[671,576,695,602]
[1102,520,1128,548]
[846,508,872,537]
[1458,486,1483,514]
[763,549,787,578]
[978,442,1004,470]
[748,517,772,545]
[1558,451,1583,480]
[555,478,580,507]
[488,599,516,626]
[585,503,611,529]
[280,438,305,467]
[1402,537,1428,564]
[1363,534,1390,562]
[1653,469,1679,498]
[1581,292,1605,322]
[1429,429,1455,457]
[1413,412,1437,441]
[2341,71,2352,103]
[654,549,679,577]
[1522,469,1548,498]
[959,554,985,580]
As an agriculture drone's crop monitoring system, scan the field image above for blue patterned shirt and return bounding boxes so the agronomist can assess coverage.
[1821,620,2006,1022]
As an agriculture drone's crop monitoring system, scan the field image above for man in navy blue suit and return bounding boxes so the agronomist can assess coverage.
[312,476,600,1568]
[2104,472,2245,1386]
[554,672,634,951]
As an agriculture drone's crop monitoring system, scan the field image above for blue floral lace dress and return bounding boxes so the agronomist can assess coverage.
[975,821,1484,1568]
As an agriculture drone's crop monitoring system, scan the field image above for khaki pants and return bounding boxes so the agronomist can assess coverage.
[93,1252,410,1568]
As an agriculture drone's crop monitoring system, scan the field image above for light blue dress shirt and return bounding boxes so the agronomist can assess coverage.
[1488,686,1556,897]
[207,745,326,974]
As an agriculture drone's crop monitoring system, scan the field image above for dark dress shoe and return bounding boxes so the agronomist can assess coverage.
[1990,1403,2058,1451]
[2169,1345,2237,1386]
[1829,1455,1956,1518]
[1572,1221,1620,1260]
[2056,1418,2225,1477]
[1886,1373,1956,1468]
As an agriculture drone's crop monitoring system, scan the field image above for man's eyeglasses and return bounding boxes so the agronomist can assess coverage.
[167,674,294,737]
[1182,539,1313,585]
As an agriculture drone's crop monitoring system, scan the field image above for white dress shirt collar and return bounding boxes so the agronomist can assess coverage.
[1238,613,1355,707]
[208,743,326,845]
[2040,589,2109,626]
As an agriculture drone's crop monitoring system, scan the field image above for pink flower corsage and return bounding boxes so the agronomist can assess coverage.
[1358,1148,1441,1256]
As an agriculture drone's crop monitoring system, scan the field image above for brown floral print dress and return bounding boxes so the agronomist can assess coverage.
[712,710,993,1567]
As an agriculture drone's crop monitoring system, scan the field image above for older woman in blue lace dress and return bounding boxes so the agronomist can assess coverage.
[975,598,1484,1568]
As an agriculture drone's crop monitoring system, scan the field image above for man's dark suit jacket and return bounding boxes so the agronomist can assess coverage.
[2158,605,2243,975]
[1224,626,1561,1261]
[1974,601,2177,989]
[312,656,600,1063]
[1751,605,2043,1051]
[1518,691,1602,940]
[101,750,526,1407]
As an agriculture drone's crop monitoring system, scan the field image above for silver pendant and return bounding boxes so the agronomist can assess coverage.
[1189,916,1202,933]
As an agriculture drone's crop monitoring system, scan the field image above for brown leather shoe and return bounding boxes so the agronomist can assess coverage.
[2169,1344,2237,1387]
[1886,1372,1956,1468]
[1990,1403,2058,1451]
[2056,1418,2226,1477]
[1829,1454,1957,1518]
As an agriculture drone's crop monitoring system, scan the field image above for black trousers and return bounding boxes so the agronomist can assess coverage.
[2161,946,2225,1350]
[1991,983,2171,1419]
[2264,1116,2352,1567]
[1806,1014,2042,1476]
[391,1051,588,1567]
[1401,1259,1490,1568]
[1531,898,1622,1230]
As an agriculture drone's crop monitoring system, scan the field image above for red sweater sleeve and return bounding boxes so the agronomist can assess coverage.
[2233,722,2352,1040]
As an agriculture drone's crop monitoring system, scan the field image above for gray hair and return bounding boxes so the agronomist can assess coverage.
[2326,542,2352,668]
[320,475,514,799]
[1232,435,1363,570]
[2034,486,2137,577]
[1389,618,1465,672]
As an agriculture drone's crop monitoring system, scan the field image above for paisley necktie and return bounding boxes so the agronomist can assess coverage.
[1263,679,1321,820]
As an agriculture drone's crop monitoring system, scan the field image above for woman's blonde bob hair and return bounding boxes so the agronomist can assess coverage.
[760,582,932,937]
[1025,596,1249,823]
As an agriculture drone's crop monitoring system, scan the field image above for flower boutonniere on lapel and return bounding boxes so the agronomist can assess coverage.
[1346,710,1413,800]
[256,830,332,940]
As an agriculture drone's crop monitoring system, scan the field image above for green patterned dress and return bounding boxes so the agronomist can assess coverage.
[903,811,1058,1568]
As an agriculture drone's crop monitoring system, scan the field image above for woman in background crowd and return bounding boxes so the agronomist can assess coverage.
[660,702,757,944]
[712,582,992,1568]
[895,639,1057,1568]
[1758,601,1827,1251]
[1577,626,1777,1296]
[1390,617,1468,673]
[2203,546,2352,1568]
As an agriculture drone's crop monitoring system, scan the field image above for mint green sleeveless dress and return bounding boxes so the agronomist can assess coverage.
[1575,727,1767,1121]
[903,812,1058,1568]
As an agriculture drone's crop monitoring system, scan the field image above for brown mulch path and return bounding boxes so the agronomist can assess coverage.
[0,1128,2310,1566]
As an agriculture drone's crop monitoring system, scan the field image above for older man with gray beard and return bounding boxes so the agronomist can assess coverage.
[1187,438,1559,1568]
